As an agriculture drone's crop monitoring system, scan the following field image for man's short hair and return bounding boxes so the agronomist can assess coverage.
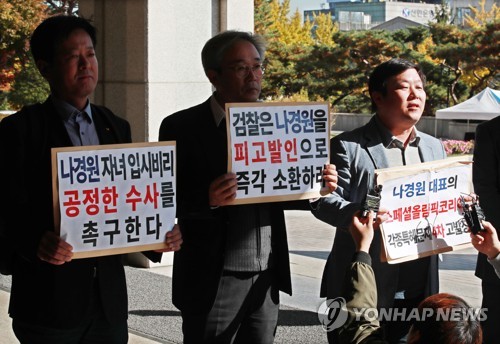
[30,15,96,64]
[412,293,482,344]
[201,30,266,73]
[368,58,426,112]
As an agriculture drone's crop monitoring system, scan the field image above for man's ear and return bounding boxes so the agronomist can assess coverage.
[36,60,51,79]
[371,91,383,107]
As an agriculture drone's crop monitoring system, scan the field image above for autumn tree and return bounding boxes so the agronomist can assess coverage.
[465,0,500,29]
[256,0,311,99]
[257,0,498,115]
[256,0,338,100]
[312,12,338,47]
[0,0,47,91]
[266,0,312,45]
[8,55,50,108]
[1,0,84,110]
[315,29,403,113]
[254,0,275,40]
[460,21,499,94]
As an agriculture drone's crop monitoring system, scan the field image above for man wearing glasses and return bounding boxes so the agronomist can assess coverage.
[159,31,337,343]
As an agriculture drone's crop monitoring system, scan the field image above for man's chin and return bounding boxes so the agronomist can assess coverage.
[242,90,261,102]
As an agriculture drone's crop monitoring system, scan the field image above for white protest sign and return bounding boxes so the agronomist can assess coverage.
[376,157,473,264]
[52,142,176,258]
[226,102,330,205]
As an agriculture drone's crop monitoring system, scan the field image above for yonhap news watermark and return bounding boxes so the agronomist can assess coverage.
[317,298,488,332]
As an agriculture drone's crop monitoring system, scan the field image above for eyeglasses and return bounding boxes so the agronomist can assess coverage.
[224,64,265,78]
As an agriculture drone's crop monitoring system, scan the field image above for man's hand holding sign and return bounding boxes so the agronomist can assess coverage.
[37,224,182,264]
[209,173,238,208]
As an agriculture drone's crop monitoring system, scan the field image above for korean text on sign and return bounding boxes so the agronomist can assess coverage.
[376,160,472,262]
[227,102,330,204]
[54,142,176,257]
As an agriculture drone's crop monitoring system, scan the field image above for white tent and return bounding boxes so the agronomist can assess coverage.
[435,87,500,121]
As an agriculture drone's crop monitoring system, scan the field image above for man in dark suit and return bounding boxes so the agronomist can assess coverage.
[0,15,182,343]
[473,117,500,344]
[312,59,446,343]
[159,31,337,343]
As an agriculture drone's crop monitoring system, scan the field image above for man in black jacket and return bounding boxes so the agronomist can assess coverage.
[0,15,182,343]
[472,117,500,343]
[159,30,337,343]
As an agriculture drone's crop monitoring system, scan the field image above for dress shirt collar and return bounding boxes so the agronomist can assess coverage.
[51,95,93,123]
[374,114,420,149]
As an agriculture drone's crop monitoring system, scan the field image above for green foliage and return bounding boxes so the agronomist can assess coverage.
[255,0,276,40]
[0,0,48,89]
[465,0,499,29]
[255,1,499,116]
[393,26,430,47]
[0,0,81,110]
[460,21,499,93]
[0,0,51,111]
[0,92,9,111]
[8,57,50,110]
[312,13,338,47]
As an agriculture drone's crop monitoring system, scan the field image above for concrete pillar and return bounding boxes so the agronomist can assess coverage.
[79,0,254,143]
[220,0,255,32]
[78,0,253,267]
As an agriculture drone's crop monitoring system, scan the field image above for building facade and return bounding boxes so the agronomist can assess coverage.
[304,0,497,30]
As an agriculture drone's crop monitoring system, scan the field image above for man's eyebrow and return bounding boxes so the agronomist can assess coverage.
[61,45,95,52]
[228,56,262,63]
[396,78,422,84]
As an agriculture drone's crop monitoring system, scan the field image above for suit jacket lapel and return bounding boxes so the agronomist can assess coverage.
[196,99,228,177]
[363,117,390,170]
[91,105,120,145]
[41,99,73,148]
[362,117,438,167]
[418,136,436,163]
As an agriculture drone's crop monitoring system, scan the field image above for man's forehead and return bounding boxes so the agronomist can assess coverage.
[58,33,94,51]
[226,56,261,65]
[387,69,422,84]
[62,29,92,42]
[59,43,94,51]
[222,41,261,63]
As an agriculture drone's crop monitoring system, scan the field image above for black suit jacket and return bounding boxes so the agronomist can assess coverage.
[159,98,303,313]
[473,116,500,286]
[0,98,159,328]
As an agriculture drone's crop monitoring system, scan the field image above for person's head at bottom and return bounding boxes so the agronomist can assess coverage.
[350,211,482,344]
[408,293,482,344]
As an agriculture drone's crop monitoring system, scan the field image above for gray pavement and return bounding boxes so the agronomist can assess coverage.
[0,210,483,343]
